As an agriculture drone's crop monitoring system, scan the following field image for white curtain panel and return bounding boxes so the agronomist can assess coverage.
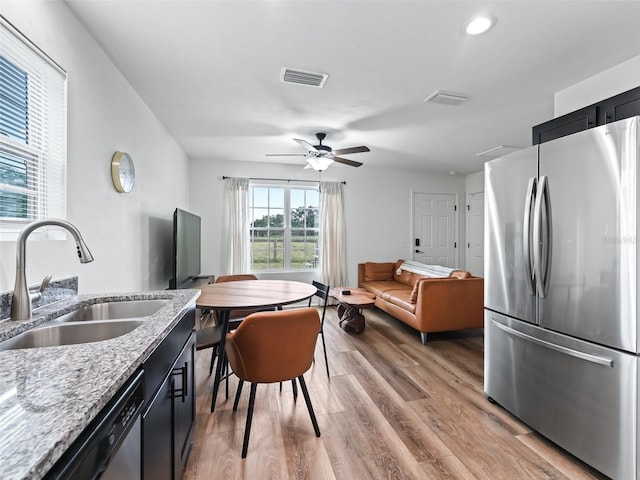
[221,177,250,274]
[319,181,347,288]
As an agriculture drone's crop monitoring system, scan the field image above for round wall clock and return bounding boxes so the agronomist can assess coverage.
[111,151,135,193]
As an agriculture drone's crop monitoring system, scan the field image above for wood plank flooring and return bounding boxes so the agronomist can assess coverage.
[184,306,607,480]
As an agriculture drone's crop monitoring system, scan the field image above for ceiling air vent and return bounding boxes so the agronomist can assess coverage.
[476,145,524,157]
[280,68,328,88]
[424,90,469,105]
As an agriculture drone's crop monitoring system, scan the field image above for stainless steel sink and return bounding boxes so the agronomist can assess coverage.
[0,319,145,350]
[52,299,170,323]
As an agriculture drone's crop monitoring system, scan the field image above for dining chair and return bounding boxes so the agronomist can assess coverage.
[213,274,261,330]
[197,273,261,373]
[195,322,224,376]
[225,307,322,458]
[308,280,330,376]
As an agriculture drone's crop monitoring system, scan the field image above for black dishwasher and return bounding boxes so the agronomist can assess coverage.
[45,369,144,480]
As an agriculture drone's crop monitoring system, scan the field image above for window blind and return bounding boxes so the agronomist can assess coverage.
[0,16,67,228]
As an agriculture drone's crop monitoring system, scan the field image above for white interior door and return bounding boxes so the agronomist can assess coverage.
[466,192,484,276]
[413,193,456,267]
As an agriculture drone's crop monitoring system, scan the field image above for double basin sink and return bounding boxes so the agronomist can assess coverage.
[0,299,170,351]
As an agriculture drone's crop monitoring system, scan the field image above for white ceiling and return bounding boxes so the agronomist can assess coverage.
[64,0,640,175]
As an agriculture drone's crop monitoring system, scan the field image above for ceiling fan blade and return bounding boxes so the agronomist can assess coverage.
[265,153,308,156]
[332,146,370,156]
[294,138,318,152]
[333,156,363,167]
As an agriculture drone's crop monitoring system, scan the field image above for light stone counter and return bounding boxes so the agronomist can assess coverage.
[0,288,200,480]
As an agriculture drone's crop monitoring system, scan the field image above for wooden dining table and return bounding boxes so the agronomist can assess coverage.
[196,279,318,412]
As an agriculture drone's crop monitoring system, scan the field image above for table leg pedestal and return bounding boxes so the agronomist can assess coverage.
[338,303,366,334]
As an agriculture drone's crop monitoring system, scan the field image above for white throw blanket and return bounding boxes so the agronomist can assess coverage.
[396,261,455,278]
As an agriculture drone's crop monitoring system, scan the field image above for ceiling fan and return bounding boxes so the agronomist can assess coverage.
[266,132,370,171]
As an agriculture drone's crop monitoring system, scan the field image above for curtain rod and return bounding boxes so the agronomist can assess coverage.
[222,176,345,185]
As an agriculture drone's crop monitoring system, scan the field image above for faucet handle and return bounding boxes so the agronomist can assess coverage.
[39,275,52,293]
[30,275,52,295]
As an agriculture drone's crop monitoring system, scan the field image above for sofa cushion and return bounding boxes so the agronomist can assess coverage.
[451,270,471,279]
[393,260,413,285]
[408,277,457,303]
[409,274,428,287]
[361,280,407,297]
[364,262,395,281]
[381,289,416,313]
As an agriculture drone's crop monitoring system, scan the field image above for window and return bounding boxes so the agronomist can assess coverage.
[249,184,319,271]
[0,17,67,232]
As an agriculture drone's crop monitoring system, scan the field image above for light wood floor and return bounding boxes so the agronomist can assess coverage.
[184,306,607,480]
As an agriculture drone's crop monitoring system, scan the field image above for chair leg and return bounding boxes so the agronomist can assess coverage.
[211,348,227,413]
[297,375,320,437]
[233,379,244,411]
[420,332,428,345]
[320,329,330,377]
[241,383,257,458]
[292,378,298,400]
[208,344,218,376]
[225,361,229,400]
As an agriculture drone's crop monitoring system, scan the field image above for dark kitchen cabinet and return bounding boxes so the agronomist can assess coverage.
[532,105,596,145]
[142,308,195,480]
[598,86,640,125]
[173,333,195,478]
[533,85,640,145]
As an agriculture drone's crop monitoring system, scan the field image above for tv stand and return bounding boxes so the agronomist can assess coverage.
[169,275,215,290]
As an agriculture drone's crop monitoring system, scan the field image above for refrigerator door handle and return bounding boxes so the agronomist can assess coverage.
[533,175,552,297]
[491,320,614,367]
[522,177,537,295]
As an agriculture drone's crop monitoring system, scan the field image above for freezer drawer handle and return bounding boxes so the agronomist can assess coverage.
[492,320,614,367]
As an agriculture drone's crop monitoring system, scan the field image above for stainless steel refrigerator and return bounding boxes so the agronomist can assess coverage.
[484,116,640,480]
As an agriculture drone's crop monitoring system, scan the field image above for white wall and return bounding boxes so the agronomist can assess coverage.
[190,159,466,286]
[0,2,190,294]
[465,170,484,195]
[554,54,640,117]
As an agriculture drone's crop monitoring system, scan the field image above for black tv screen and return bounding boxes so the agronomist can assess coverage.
[170,208,201,289]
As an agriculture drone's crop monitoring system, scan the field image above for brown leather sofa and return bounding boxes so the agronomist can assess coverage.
[357,260,484,344]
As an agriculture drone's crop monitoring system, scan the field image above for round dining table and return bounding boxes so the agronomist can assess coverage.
[196,279,317,412]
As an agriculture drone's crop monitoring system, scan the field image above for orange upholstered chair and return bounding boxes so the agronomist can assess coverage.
[225,307,321,458]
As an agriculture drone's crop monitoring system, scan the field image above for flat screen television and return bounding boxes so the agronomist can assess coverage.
[170,208,201,289]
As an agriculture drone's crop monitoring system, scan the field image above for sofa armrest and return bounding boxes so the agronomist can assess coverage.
[414,277,484,330]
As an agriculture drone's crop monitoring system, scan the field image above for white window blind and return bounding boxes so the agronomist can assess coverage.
[0,16,67,230]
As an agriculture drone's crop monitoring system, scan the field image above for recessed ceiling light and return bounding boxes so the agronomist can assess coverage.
[465,16,496,35]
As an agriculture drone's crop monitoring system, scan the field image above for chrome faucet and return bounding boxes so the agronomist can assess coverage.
[11,219,94,321]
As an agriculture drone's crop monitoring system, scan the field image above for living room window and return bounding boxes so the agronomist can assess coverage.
[249,183,319,271]
[0,17,67,235]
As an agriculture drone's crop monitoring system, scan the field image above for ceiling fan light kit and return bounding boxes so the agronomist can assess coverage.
[464,15,496,35]
[305,157,335,171]
[267,132,369,170]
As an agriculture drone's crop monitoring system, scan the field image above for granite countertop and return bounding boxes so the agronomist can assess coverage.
[0,287,200,480]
